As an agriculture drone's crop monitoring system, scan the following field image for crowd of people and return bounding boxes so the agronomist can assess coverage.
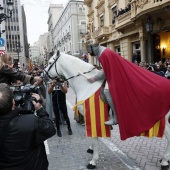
[112,1,131,24]
[1,47,170,169]
[0,53,73,169]
[134,59,170,79]
[0,54,56,170]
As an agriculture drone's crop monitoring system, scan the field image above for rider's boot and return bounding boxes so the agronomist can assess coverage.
[105,111,118,125]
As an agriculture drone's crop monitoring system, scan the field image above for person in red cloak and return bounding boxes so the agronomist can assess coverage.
[86,44,170,140]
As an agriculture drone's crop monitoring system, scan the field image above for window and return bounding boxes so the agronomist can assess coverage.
[79,8,83,13]
[111,5,117,24]
[100,15,104,27]
[115,46,121,55]
[111,5,117,17]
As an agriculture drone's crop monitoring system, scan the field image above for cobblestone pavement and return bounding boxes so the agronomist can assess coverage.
[47,88,166,170]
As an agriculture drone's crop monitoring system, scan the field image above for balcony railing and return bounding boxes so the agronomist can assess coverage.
[92,26,110,39]
[84,32,91,40]
[132,0,170,19]
[84,0,93,6]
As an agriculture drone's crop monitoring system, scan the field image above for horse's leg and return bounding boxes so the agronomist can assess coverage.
[77,105,99,169]
[87,145,94,154]
[87,137,99,169]
[160,111,170,170]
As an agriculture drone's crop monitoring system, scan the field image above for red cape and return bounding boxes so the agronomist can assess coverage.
[99,48,170,140]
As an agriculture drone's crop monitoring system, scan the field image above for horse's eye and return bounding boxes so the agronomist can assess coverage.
[49,62,52,65]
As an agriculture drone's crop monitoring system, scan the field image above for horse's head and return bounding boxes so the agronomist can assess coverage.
[44,50,62,80]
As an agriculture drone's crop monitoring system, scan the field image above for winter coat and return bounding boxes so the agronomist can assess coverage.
[0,66,26,85]
[0,108,56,170]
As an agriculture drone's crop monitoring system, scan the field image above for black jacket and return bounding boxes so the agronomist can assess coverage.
[0,66,26,85]
[0,108,56,170]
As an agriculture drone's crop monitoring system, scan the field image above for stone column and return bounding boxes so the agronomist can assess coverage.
[139,27,146,62]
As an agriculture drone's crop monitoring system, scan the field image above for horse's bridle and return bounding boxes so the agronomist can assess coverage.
[44,51,96,81]
[44,51,62,80]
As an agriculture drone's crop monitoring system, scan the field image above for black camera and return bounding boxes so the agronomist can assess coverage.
[11,84,41,114]
[56,77,64,83]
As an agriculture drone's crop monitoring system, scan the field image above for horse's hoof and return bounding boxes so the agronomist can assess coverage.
[161,165,169,170]
[87,163,96,169]
[87,148,93,154]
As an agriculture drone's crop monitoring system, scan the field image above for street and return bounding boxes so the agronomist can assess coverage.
[46,88,167,170]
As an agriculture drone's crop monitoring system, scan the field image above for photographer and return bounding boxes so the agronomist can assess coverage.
[0,83,56,170]
[0,54,42,85]
[48,79,72,137]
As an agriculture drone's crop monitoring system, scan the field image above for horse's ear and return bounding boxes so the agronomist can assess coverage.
[57,50,60,56]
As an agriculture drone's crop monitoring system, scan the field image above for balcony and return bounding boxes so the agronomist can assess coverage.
[108,0,117,7]
[132,0,170,19]
[115,11,133,31]
[84,32,91,40]
[67,32,71,39]
[92,26,110,39]
[95,0,105,9]
[84,0,93,6]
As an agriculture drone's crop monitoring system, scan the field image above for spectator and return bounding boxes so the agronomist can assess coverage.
[0,83,56,170]
[165,65,170,79]
[0,54,42,85]
[158,60,167,73]
[48,79,72,137]
[132,53,138,63]
[154,64,165,77]
[83,54,89,63]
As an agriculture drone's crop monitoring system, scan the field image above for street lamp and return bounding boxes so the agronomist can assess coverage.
[0,0,13,37]
[13,42,23,63]
[145,16,153,33]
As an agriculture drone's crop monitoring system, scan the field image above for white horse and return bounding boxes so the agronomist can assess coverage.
[45,51,170,170]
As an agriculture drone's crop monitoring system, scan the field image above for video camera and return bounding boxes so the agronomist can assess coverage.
[11,84,41,114]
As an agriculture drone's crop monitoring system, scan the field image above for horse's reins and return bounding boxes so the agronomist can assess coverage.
[44,52,96,81]
[65,67,96,81]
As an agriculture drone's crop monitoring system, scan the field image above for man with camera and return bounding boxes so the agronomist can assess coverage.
[48,78,72,137]
[0,83,56,170]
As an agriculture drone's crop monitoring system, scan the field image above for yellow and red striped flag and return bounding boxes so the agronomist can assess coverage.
[84,89,111,138]
[140,117,165,138]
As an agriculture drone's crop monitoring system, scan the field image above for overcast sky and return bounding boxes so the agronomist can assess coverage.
[21,0,69,45]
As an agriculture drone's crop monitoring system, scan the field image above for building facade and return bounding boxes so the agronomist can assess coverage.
[29,43,39,65]
[47,4,64,58]
[1,0,28,67]
[84,0,170,64]
[53,0,86,57]
[38,33,48,65]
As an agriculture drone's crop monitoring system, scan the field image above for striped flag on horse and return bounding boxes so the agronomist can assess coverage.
[84,89,111,138]
[140,117,165,138]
